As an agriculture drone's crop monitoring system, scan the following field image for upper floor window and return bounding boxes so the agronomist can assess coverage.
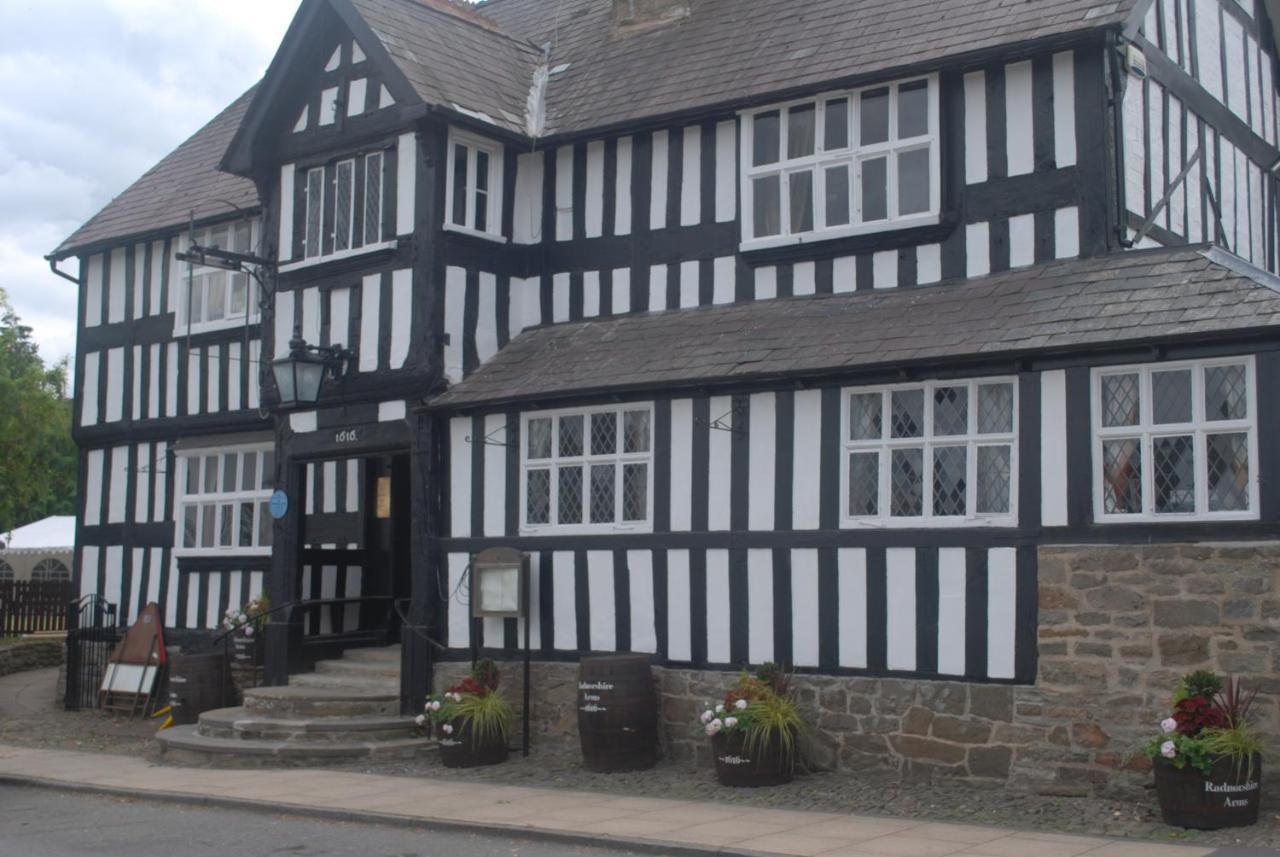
[742,75,939,250]
[521,406,653,534]
[841,378,1018,527]
[300,148,388,263]
[1094,358,1258,522]
[175,446,275,556]
[177,221,259,334]
[445,129,504,241]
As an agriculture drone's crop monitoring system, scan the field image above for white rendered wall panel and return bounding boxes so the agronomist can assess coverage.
[650,130,669,230]
[707,395,733,531]
[483,413,506,538]
[104,348,124,423]
[937,548,967,676]
[556,146,574,241]
[715,120,737,223]
[449,418,472,538]
[964,72,988,184]
[396,133,416,235]
[792,390,822,530]
[443,267,465,382]
[791,549,820,667]
[81,351,100,427]
[669,399,694,531]
[628,550,657,654]
[681,125,701,226]
[1053,52,1077,168]
[988,548,1018,679]
[886,548,917,672]
[614,136,633,235]
[585,140,605,238]
[837,548,867,668]
[747,549,773,664]
[552,551,577,651]
[667,550,692,661]
[706,549,731,663]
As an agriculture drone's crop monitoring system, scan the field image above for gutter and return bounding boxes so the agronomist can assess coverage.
[48,258,79,285]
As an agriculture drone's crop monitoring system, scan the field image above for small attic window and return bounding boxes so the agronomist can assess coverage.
[325,46,341,72]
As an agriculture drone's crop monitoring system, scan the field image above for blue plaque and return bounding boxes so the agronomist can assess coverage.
[269,490,289,520]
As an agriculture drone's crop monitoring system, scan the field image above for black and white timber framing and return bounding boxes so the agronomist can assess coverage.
[55,0,1280,706]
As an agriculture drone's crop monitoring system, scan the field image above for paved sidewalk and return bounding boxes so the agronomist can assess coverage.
[0,744,1250,857]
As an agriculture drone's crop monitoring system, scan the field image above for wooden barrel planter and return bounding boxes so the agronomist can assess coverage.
[1154,756,1262,829]
[577,654,657,772]
[437,720,508,769]
[712,731,793,788]
[166,652,231,725]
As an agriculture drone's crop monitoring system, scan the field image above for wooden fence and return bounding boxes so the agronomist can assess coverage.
[0,580,75,636]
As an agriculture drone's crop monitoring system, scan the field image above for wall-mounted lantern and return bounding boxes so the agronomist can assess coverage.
[271,325,352,408]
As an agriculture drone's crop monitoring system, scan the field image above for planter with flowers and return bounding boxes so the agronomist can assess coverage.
[698,663,804,788]
[1144,670,1264,830]
[221,596,270,701]
[419,659,514,769]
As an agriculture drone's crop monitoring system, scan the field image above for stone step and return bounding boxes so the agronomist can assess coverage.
[314,658,400,681]
[156,724,433,768]
[196,707,422,743]
[289,672,399,694]
[243,685,400,719]
[341,646,402,664]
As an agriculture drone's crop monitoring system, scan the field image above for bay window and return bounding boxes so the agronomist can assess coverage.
[176,446,275,556]
[742,75,939,249]
[521,406,653,533]
[1094,359,1258,521]
[841,378,1018,527]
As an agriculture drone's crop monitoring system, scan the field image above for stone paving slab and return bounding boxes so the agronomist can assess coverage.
[0,744,1234,857]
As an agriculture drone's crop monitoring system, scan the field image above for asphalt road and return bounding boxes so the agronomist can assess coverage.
[0,785,653,857]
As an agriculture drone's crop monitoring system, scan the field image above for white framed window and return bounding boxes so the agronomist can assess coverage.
[298,149,389,265]
[445,128,505,241]
[176,221,259,335]
[741,75,940,250]
[1093,358,1258,522]
[840,378,1018,527]
[175,445,275,556]
[520,405,654,534]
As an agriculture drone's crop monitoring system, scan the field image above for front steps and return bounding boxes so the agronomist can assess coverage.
[156,645,434,767]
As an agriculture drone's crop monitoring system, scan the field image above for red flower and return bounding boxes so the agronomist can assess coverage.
[448,676,490,698]
[1173,696,1226,736]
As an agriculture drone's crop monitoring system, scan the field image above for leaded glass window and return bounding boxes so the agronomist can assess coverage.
[843,379,1017,525]
[1095,359,1257,520]
[522,406,654,531]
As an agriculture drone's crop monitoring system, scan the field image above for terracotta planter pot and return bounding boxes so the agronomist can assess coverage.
[437,720,509,769]
[1154,755,1262,830]
[711,730,793,788]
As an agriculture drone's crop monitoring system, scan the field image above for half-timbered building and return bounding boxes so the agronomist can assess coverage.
[52,0,1280,790]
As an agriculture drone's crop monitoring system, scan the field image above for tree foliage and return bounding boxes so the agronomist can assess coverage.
[0,290,76,535]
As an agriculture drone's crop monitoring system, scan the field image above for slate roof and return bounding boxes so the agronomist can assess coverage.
[430,246,1280,409]
[478,0,1139,136]
[350,0,543,134]
[51,87,259,259]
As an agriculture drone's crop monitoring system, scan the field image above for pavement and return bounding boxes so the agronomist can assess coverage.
[0,743,1269,857]
[3,784,645,857]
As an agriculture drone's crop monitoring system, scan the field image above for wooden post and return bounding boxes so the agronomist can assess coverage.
[265,428,306,686]
[403,406,439,715]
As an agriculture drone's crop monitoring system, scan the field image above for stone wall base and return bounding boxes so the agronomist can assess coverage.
[1,639,65,678]
[432,542,1279,799]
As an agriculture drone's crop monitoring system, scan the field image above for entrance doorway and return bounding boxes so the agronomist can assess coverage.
[294,451,411,657]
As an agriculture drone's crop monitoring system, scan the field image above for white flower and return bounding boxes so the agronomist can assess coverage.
[705,719,723,736]
[442,723,454,735]
[238,613,248,624]
[723,717,738,729]
[715,703,725,714]
[431,701,442,712]
[1161,717,1178,734]
[1161,740,1177,759]
[243,626,254,637]
[734,699,748,711]
[700,710,714,724]
[414,714,426,726]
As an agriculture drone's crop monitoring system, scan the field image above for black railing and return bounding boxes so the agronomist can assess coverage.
[64,595,122,710]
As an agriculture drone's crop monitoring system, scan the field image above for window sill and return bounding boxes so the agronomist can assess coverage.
[740,212,955,266]
[518,523,653,537]
[442,222,508,244]
[1094,511,1259,524]
[840,515,1018,529]
[174,548,273,559]
[278,240,400,274]
[173,317,259,338]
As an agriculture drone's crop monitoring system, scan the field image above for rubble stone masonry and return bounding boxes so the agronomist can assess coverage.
[433,542,1279,796]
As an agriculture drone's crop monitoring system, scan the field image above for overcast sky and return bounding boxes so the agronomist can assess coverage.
[0,0,302,366]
